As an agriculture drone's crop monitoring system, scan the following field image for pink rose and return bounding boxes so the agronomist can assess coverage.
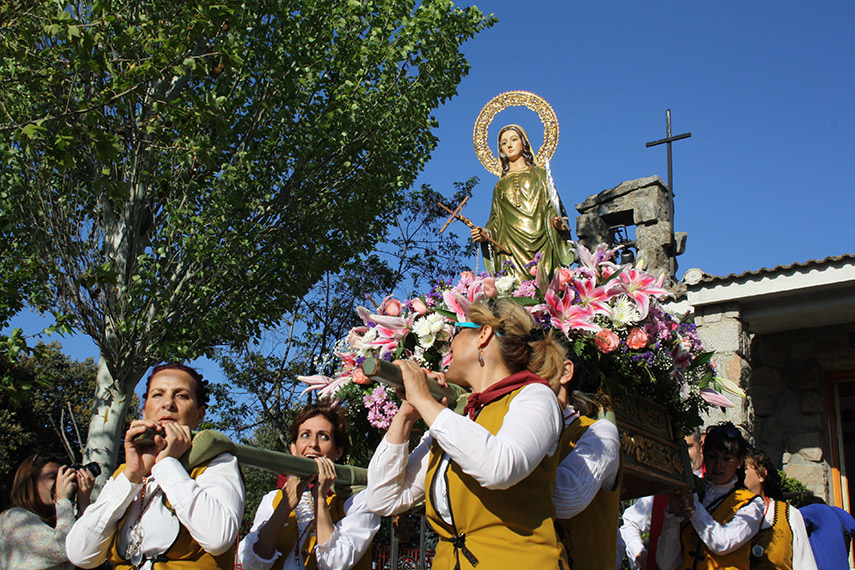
[483,277,498,298]
[353,368,371,385]
[557,267,572,291]
[383,298,402,317]
[460,271,475,282]
[626,327,648,350]
[529,265,538,277]
[594,329,619,353]
[411,298,428,315]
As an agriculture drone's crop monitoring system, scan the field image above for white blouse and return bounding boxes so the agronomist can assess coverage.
[366,382,562,523]
[66,454,244,570]
[238,489,379,570]
[655,477,764,570]
[552,406,621,519]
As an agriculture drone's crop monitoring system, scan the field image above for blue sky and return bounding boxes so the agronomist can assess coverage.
[8,0,855,380]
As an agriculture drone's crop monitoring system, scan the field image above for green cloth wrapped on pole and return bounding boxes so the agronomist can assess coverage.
[133,428,367,486]
[361,357,460,408]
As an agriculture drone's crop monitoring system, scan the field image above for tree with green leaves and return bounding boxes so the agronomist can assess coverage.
[0,0,493,475]
[212,180,478,466]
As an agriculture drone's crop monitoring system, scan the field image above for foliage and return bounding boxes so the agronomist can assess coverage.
[307,243,744,435]
[0,0,493,470]
[212,181,477,467]
[780,469,810,505]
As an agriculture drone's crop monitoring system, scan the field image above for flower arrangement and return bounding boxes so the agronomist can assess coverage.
[299,243,744,434]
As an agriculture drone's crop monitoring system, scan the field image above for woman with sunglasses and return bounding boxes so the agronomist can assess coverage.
[367,298,569,569]
[656,422,765,570]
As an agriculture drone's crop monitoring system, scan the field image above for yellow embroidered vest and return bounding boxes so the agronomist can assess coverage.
[556,415,622,570]
[267,490,371,570]
[107,461,237,570]
[750,499,793,570]
[680,488,758,570]
[424,386,568,569]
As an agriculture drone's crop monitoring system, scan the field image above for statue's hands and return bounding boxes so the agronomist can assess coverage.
[470,227,489,243]
[552,216,570,232]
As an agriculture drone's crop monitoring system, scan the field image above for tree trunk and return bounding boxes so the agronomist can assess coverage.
[83,357,146,492]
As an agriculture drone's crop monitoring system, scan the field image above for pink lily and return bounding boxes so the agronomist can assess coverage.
[443,280,485,321]
[574,242,622,273]
[572,276,617,317]
[545,288,600,334]
[298,374,350,398]
[618,268,671,319]
[700,388,735,408]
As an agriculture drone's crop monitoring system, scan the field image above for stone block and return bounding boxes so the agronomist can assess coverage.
[802,392,823,413]
[751,386,776,417]
[788,431,825,456]
[751,367,782,389]
[798,447,824,462]
[782,452,792,464]
[788,362,823,390]
[699,320,744,353]
[784,464,825,488]
[701,310,722,324]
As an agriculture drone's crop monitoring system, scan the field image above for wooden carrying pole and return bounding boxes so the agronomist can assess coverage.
[361,357,459,408]
[133,429,367,486]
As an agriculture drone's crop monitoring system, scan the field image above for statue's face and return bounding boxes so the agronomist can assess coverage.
[500,129,524,162]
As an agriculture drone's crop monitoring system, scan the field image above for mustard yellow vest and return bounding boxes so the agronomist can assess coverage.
[556,415,621,570]
[107,461,237,570]
[680,488,758,570]
[267,489,371,570]
[424,386,568,569]
[750,499,793,570]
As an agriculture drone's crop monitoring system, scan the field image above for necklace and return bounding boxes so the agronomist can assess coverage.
[293,494,317,567]
[126,477,157,569]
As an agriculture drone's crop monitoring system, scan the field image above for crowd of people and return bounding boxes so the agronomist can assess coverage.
[2,300,854,570]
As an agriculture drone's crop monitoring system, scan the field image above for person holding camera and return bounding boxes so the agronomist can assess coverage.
[0,453,95,569]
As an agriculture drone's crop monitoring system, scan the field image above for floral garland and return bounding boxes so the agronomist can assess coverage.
[299,243,744,434]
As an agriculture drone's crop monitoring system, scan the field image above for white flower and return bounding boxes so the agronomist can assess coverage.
[609,295,640,327]
[356,328,378,355]
[412,316,437,348]
[496,275,517,295]
[426,313,445,334]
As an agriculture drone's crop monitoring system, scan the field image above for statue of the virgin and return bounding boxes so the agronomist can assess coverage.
[471,116,574,283]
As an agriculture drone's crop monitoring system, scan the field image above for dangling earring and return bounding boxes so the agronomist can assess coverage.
[478,348,484,366]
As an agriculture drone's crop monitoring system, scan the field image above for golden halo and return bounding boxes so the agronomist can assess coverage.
[473,90,559,177]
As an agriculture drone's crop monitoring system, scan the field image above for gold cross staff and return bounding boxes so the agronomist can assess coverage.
[437,197,510,255]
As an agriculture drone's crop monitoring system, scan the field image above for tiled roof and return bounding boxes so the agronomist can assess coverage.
[694,253,855,285]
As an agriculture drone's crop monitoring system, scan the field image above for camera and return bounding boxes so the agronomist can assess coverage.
[69,462,102,478]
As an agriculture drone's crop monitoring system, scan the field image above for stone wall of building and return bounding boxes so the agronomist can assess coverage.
[751,322,855,500]
[693,302,752,429]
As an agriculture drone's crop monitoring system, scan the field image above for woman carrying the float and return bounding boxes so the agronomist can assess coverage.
[655,422,764,570]
[743,447,817,570]
[366,298,569,569]
[238,402,380,570]
[67,363,245,570]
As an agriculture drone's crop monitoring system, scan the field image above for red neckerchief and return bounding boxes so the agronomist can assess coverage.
[463,370,550,420]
